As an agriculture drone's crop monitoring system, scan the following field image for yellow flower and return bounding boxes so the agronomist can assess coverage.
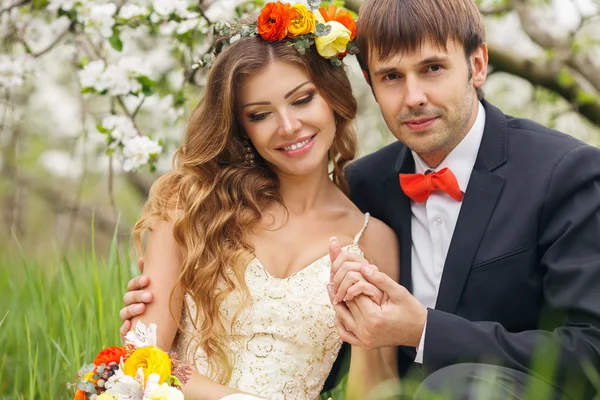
[97,394,116,400]
[287,4,315,37]
[315,20,351,58]
[123,346,172,384]
[84,371,94,381]
[314,10,351,58]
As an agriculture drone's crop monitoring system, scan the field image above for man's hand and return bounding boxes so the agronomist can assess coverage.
[331,265,428,349]
[329,237,383,305]
[119,257,153,338]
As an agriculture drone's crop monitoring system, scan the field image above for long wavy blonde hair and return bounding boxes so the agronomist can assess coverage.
[132,37,358,383]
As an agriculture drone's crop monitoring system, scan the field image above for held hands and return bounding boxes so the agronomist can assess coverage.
[328,238,428,349]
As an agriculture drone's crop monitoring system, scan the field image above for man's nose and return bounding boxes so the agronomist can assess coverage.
[403,77,427,109]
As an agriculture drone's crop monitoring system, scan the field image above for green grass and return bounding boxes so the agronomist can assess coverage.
[0,229,349,399]
[0,231,131,399]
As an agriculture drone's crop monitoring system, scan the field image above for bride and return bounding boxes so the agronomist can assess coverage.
[127,3,399,399]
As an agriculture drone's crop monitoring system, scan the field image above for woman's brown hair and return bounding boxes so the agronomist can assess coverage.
[132,37,358,383]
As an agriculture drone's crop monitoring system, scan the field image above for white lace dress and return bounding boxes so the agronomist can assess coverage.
[176,214,370,400]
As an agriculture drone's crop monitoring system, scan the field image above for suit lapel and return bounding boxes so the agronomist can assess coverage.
[383,145,415,292]
[434,100,508,313]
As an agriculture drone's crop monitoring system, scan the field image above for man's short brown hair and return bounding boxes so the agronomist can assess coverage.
[357,0,486,96]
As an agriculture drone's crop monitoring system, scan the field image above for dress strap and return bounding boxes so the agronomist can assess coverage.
[352,212,371,245]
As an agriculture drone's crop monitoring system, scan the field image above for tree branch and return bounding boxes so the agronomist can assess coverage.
[0,0,31,16]
[5,166,127,237]
[488,44,600,126]
[32,24,73,58]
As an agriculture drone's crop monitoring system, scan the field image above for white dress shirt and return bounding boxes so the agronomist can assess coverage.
[412,102,486,363]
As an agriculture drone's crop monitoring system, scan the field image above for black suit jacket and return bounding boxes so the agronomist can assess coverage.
[327,100,600,398]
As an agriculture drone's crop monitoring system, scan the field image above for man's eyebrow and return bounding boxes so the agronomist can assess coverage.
[373,55,452,76]
[416,55,451,66]
[372,67,398,77]
[284,81,311,99]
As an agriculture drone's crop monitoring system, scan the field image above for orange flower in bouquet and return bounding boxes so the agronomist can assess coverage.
[258,2,293,42]
[94,346,127,366]
[70,322,190,400]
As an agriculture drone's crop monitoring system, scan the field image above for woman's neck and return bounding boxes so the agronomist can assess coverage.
[275,162,337,215]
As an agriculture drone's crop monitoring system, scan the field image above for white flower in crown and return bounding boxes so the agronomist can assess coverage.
[122,136,162,172]
[125,321,158,348]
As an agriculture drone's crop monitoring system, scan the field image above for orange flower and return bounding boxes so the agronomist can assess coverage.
[318,5,356,41]
[258,2,292,42]
[94,346,127,366]
[74,390,87,400]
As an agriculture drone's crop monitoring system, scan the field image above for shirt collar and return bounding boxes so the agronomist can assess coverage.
[412,101,486,192]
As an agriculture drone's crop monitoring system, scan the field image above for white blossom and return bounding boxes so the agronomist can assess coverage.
[176,18,200,35]
[158,20,179,36]
[124,321,158,347]
[119,4,148,20]
[47,0,77,13]
[0,55,34,88]
[230,33,241,43]
[82,3,117,38]
[101,115,138,144]
[78,60,109,92]
[122,136,162,171]
[118,56,153,80]
[104,64,141,95]
[149,12,161,23]
[152,0,189,17]
[105,368,143,400]
[145,94,184,123]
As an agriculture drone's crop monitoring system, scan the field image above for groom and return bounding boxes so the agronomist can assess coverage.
[119,0,600,398]
[326,0,600,398]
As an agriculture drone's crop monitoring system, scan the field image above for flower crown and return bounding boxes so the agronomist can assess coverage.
[197,1,358,68]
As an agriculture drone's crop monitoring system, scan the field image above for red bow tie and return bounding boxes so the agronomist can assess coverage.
[400,168,463,203]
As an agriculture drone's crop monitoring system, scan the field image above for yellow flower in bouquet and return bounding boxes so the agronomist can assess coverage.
[97,394,116,400]
[123,346,172,384]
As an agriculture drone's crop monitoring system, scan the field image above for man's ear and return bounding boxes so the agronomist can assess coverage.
[471,43,488,90]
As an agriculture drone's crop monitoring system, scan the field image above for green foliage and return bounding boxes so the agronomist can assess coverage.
[108,29,124,52]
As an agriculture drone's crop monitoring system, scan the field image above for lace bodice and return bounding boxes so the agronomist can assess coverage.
[176,213,370,400]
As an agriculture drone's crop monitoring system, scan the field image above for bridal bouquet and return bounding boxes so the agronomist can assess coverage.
[70,322,191,400]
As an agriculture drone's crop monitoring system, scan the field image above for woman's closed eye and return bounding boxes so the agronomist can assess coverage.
[249,112,270,122]
[293,92,315,106]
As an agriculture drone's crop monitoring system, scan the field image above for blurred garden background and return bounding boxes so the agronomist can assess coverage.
[1,0,599,398]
